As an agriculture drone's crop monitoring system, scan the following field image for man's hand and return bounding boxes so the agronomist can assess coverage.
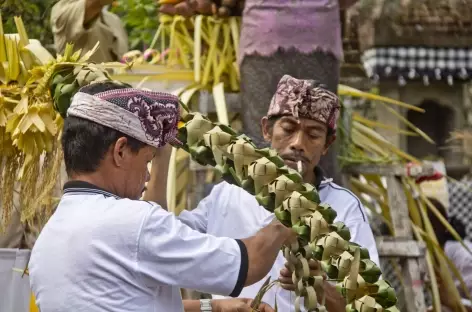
[279,259,327,291]
[212,298,274,312]
[270,219,297,246]
[279,260,346,311]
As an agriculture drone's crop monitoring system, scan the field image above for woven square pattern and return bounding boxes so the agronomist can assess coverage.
[362,47,472,85]
[448,178,472,241]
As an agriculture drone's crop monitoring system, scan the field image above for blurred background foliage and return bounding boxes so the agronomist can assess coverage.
[111,0,159,50]
[1,0,159,52]
[0,0,56,51]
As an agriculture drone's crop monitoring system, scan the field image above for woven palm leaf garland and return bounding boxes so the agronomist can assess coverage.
[33,53,398,311]
[174,107,399,312]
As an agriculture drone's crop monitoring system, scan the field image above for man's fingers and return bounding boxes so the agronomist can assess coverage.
[280,266,291,277]
[282,261,326,279]
[309,259,321,270]
[280,283,296,291]
[278,275,293,285]
[259,302,276,312]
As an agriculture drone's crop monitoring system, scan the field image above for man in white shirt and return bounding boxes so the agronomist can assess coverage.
[176,75,380,311]
[51,0,128,63]
[28,82,294,312]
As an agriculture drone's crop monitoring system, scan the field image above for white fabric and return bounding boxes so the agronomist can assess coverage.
[445,240,472,298]
[29,192,244,312]
[178,179,380,311]
[0,249,31,312]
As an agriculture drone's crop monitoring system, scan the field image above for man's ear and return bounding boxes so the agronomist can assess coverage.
[322,134,336,156]
[112,137,128,167]
[261,116,272,142]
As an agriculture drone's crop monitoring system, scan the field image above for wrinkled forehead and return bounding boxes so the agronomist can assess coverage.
[276,115,328,132]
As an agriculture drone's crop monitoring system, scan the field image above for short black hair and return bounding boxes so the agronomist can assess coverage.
[426,197,466,246]
[61,82,146,176]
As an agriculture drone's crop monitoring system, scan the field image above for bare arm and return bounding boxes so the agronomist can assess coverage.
[184,298,275,312]
[84,0,113,25]
[339,0,359,9]
[242,220,295,286]
[142,144,172,208]
[51,0,114,50]
[183,300,201,312]
[138,208,294,298]
[182,300,230,312]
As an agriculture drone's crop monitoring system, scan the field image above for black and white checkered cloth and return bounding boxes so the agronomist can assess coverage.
[362,46,472,85]
[448,178,472,241]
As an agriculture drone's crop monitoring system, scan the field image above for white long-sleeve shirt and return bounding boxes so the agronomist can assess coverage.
[29,181,248,312]
[178,177,379,311]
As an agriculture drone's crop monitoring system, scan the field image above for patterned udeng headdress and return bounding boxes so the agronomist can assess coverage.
[67,84,181,147]
[267,75,341,133]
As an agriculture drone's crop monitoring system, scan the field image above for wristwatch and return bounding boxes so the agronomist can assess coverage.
[200,299,212,311]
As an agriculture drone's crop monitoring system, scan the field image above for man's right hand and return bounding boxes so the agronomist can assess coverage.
[269,219,297,245]
[212,298,274,312]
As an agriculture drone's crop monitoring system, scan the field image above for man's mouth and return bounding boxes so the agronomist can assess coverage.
[282,157,304,167]
[281,155,310,171]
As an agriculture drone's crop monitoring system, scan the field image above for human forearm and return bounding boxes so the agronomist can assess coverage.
[339,0,358,9]
[241,220,294,286]
[183,300,202,312]
[84,0,112,24]
[142,145,172,208]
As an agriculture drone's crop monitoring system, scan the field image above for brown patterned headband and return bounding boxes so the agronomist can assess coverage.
[267,75,340,132]
[68,87,181,148]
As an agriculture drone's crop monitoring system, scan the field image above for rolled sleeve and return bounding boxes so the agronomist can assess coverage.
[137,206,248,297]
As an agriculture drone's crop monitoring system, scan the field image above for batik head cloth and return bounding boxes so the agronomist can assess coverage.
[267,75,341,132]
[67,84,181,148]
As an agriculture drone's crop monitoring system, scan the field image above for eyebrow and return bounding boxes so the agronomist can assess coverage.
[280,117,326,132]
[306,124,327,132]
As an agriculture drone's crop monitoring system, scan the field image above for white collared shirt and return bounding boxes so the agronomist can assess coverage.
[445,240,472,298]
[178,179,379,311]
[29,181,248,312]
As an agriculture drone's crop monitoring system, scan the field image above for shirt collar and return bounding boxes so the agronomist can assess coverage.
[63,180,120,199]
[64,170,326,198]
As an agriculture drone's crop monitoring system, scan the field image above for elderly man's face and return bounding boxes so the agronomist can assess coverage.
[262,116,331,178]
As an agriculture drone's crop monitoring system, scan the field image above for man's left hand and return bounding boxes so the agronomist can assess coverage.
[279,260,346,312]
[279,259,326,291]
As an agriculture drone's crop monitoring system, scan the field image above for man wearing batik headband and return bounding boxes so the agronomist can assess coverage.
[176,75,379,311]
[28,81,294,312]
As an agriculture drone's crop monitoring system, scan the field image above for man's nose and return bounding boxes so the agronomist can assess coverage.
[289,131,306,152]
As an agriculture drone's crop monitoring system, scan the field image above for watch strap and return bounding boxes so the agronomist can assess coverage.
[200,299,212,311]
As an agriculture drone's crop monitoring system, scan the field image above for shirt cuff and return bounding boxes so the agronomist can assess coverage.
[229,239,248,297]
